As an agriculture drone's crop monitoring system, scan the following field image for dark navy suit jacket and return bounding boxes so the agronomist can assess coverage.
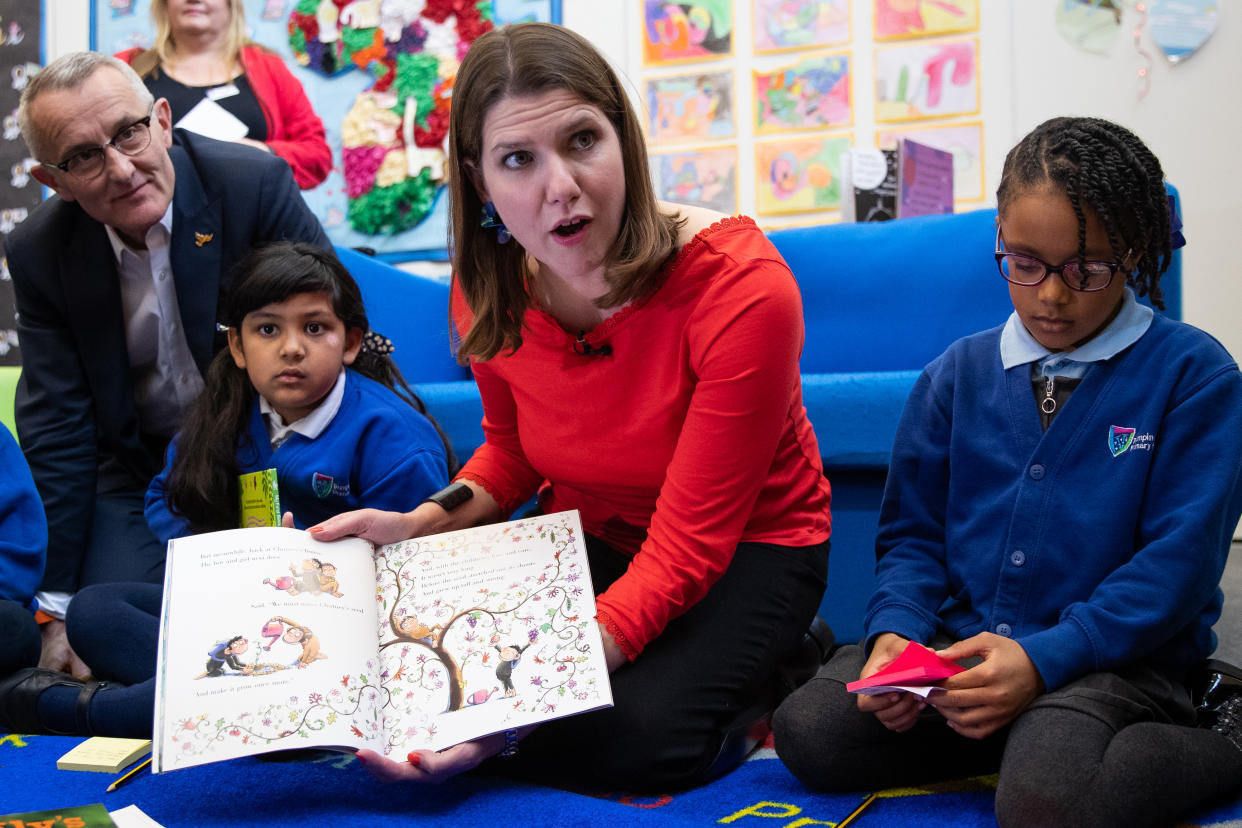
[6,130,329,590]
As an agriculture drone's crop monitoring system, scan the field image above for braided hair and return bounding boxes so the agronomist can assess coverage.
[996,116,1171,310]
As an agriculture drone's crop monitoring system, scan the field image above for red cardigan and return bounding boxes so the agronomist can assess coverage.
[453,217,833,658]
[118,45,331,190]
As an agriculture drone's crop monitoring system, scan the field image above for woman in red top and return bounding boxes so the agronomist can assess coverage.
[314,22,832,791]
[117,0,330,189]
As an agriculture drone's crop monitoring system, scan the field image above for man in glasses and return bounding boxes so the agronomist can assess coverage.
[6,52,328,678]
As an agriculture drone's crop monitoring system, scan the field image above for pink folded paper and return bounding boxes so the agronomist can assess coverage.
[846,641,965,694]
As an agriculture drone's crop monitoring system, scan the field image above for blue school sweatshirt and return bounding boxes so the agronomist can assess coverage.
[866,314,1242,690]
[145,370,448,544]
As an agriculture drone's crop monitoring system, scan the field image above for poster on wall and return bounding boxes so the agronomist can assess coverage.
[92,0,561,261]
[642,0,733,66]
[874,38,979,123]
[649,146,738,214]
[753,52,852,135]
[1149,0,1219,64]
[876,120,984,203]
[754,133,851,216]
[0,0,40,366]
[1054,0,1124,55]
[874,0,979,41]
[644,70,735,144]
[752,0,849,54]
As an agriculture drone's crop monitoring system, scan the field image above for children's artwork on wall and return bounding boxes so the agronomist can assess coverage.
[753,52,852,135]
[1149,0,1219,64]
[650,146,739,214]
[1054,0,1123,55]
[874,38,979,123]
[876,120,984,203]
[642,0,734,65]
[874,0,979,41]
[92,0,561,260]
[753,0,850,54]
[645,70,735,144]
[755,133,851,215]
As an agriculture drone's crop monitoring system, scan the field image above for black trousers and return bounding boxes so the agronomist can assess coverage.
[510,532,829,792]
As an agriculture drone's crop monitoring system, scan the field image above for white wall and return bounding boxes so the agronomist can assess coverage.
[45,1,1239,356]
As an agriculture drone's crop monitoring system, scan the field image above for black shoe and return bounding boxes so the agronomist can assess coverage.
[0,667,106,735]
[1191,659,1242,725]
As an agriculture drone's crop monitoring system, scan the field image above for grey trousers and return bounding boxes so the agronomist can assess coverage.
[773,643,1242,828]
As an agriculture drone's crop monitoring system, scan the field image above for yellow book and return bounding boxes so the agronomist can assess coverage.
[239,468,280,528]
[56,737,152,773]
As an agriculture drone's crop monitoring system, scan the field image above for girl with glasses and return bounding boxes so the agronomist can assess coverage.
[774,116,1242,827]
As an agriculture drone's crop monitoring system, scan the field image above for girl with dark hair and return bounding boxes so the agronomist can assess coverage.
[774,117,1242,827]
[146,240,451,542]
[0,242,450,738]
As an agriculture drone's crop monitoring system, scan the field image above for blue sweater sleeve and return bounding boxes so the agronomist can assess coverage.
[145,435,192,547]
[864,367,955,648]
[0,425,47,611]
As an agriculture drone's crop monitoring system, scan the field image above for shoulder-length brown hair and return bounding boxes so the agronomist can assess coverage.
[129,0,253,78]
[448,22,683,363]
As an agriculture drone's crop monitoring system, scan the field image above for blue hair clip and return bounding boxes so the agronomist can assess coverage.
[480,201,511,245]
[1167,194,1186,251]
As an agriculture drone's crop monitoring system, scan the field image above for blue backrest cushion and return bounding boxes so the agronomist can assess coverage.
[335,246,469,383]
[771,184,1182,375]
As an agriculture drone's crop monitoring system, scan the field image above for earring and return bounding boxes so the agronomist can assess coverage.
[480,201,511,244]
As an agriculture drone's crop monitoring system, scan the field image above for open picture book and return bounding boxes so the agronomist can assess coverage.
[152,510,612,772]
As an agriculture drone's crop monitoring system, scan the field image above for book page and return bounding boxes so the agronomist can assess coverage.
[153,528,381,772]
[370,510,613,753]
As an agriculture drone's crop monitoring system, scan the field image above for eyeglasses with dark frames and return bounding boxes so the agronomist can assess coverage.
[994,226,1126,293]
[42,106,155,181]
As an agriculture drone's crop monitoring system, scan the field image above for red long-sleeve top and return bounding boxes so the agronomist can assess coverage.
[453,217,832,659]
[118,45,332,189]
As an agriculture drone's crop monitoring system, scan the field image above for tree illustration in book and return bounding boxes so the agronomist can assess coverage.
[154,512,611,769]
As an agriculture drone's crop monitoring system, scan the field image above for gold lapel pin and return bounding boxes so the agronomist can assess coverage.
[195,232,214,247]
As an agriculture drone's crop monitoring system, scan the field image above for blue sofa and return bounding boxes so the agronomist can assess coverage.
[340,196,1183,644]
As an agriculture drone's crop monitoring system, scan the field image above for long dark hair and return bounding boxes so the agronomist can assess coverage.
[165,242,455,534]
[447,22,684,362]
[997,116,1171,310]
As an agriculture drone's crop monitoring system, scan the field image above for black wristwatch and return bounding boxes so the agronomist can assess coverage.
[423,481,473,512]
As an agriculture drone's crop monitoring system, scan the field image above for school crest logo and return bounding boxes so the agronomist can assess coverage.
[1109,425,1136,457]
[312,472,334,498]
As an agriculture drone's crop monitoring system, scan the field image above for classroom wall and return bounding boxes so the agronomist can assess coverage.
[563,1,1240,362]
[44,0,1240,358]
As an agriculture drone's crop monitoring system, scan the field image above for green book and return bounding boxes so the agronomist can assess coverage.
[239,468,280,528]
[0,803,117,827]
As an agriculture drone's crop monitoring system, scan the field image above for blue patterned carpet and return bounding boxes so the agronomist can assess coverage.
[3,733,1242,827]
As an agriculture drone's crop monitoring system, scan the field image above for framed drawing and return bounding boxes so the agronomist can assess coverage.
[753,0,849,54]
[645,70,735,144]
[754,133,852,215]
[876,120,985,203]
[642,0,734,66]
[753,51,852,135]
[874,38,979,123]
[650,146,738,214]
[874,0,979,41]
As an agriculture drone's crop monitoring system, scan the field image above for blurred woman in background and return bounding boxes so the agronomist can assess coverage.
[118,0,331,189]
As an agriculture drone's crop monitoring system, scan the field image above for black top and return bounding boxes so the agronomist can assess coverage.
[144,70,268,142]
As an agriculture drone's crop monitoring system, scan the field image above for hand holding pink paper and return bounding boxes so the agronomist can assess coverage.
[846,641,964,697]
